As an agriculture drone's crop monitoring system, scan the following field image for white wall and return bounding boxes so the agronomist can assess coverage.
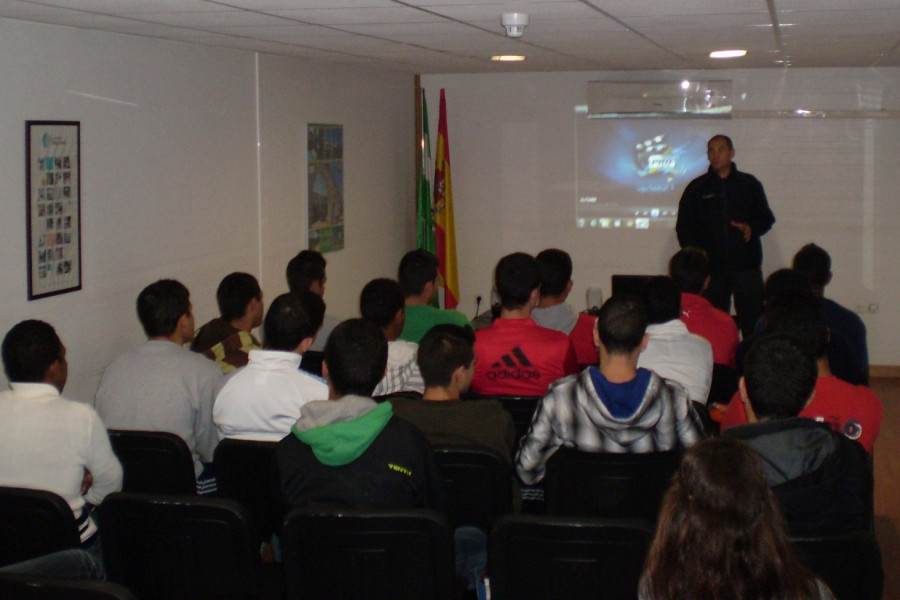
[0,19,415,400]
[257,55,415,319]
[421,69,900,364]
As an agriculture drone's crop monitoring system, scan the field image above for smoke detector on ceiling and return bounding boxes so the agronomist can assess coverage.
[501,13,529,38]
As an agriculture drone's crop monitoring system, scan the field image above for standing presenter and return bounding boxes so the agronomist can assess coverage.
[676,135,775,337]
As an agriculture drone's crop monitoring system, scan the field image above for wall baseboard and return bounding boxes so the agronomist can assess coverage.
[870,365,900,379]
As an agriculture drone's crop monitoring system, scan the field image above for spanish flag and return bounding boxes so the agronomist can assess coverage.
[433,89,460,309]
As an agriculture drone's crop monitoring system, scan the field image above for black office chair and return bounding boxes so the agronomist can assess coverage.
[281,507,455,600]
[432,446,514,531]
[544,447,680,521]
[97,492,260,600]
[0,487,81,567]
[107,430,196,495]
[213,438,285,543]
[373,390,424,403]
[791,529,883,600]
[464,395,541,448]
[299,350,325,377]
[0,574,138,600]
[488,514,654,600]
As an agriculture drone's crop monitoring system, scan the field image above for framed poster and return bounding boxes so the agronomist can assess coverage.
[26,121,82,300]
[307,123,344,253]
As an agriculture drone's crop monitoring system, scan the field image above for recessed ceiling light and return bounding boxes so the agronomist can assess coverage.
[709,49,747,59]
[491,55,526,62]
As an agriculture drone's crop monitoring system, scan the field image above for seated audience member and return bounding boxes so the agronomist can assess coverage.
[793,243,869,385]
[723,334,868,534]
[190,272,263,373]
[213,292,328,441]
[471,253,578,397]
[531,248,598,366]
[515,295,703,485]
[734,268,816,375]
[668,247,739,368]
[359,278,424,397]
[397,248,471,343]
[286,249,340,352]
[0,548,104,580]
[391,324,516,465]
[637,276,713,405]
[640,438,836,600]
[0,320,122,550]
[721,298,882,453]
[95,279,220,494]
[276,319,445,511]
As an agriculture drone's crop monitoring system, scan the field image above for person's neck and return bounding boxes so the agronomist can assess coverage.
[817,357,832,377]
[811,287,825,299]
[382,326,399,342]
[537,295,566,309]
[228,314,256,334]
[499,306,532,320]
[715,163,732,178]
[149,334,184,346]
[422,386,460,402]
[598,352,638,384]
[405,294,431,307]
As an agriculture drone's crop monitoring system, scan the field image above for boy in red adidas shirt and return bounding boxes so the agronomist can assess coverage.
[471,253,578,397]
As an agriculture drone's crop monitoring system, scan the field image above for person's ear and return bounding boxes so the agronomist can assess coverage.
[296,336,315,354]
[592,324,600,349]
[639,333,649,352]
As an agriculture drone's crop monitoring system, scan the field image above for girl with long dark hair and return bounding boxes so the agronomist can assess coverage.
[640,437,833,600]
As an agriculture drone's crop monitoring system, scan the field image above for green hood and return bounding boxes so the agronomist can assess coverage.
[292,400,393,466]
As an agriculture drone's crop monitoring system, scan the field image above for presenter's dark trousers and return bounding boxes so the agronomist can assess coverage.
[705,268,763,339]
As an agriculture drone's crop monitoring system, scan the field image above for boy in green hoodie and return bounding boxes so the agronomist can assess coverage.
[276,318,445,511]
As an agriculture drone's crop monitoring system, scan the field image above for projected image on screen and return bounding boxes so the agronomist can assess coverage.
[575,118,716,230]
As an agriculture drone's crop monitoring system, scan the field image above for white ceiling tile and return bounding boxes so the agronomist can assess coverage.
[2,0,899,73]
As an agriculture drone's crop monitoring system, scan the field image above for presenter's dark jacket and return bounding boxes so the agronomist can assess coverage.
[676,163,775,272]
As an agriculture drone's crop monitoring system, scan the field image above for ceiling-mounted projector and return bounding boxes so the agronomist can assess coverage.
[587,81,733,118]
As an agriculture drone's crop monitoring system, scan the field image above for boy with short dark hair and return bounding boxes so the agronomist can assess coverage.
[276,319,444,511]
[191,272,263,373]
[471,252,577,397]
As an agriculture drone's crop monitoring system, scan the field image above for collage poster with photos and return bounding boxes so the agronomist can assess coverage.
[26,121,81,299]
[307,123,344,253]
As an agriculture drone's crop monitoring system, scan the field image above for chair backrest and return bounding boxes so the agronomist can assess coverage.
[97,492,260,600]
[544,447,680,521]
[0,487,81,567]
[488,514,654,600]
[107,430,196,495]
[465,395,541,448]
[432,446,513,531]
[281,507,455,600]
[791,530,883,600]
[213,438,284,542]
[0,574,138,600]
[299,350,324,377]
[707,363,738,408]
